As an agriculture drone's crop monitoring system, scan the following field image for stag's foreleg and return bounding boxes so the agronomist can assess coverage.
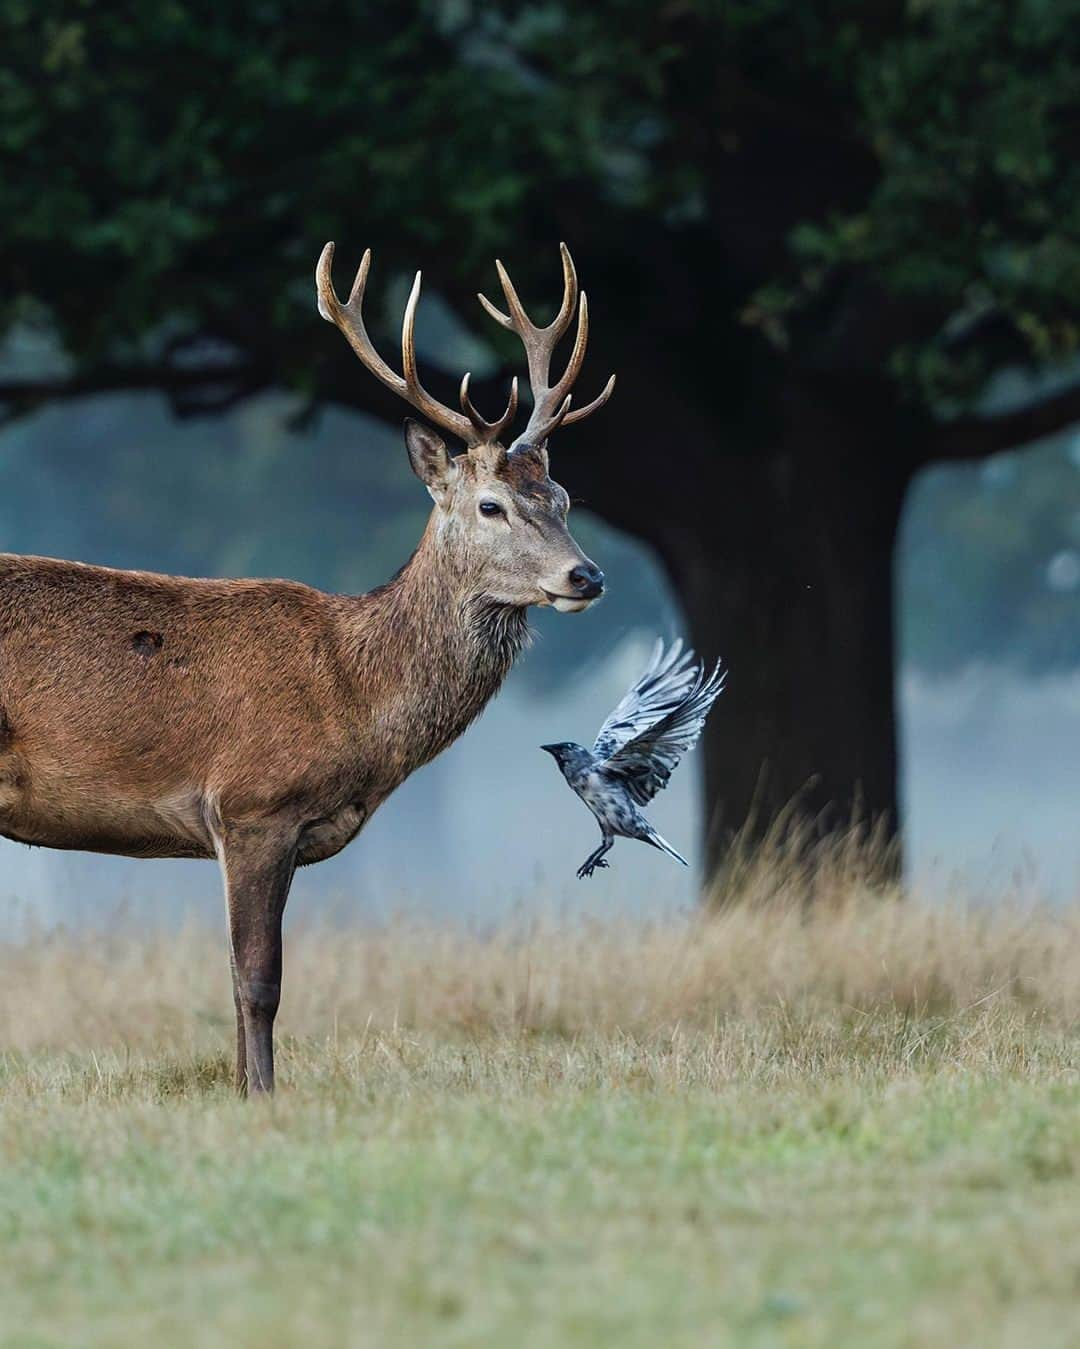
[216,825,297,1095]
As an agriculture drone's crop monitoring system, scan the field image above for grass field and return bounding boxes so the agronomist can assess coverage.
[2,852,1080,1347]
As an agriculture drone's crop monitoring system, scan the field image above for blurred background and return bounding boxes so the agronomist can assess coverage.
[2,1,1079,927]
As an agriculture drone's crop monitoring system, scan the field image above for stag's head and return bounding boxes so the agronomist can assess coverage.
[316,243,614,613]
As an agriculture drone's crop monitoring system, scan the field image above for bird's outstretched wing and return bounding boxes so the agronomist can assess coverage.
[592,639,701,762]
[598,659,725,806]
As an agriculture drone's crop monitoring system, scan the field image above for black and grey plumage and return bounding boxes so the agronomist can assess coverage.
[541,640,726,878]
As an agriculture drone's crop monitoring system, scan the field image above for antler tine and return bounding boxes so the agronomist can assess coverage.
[477,290,515,331]
[317,243,477,444]
[477,244,613,450]
[546,289,590,406]
[318,240,613,452]
[523,393,573,447]
[545,285,616,432]
[346,247,371,305]
[478,243,578,338]
[400,273,476,442]
[460,372,519,444]
[316,242,408,398]
[550,241,579,340]
[562,373,617,426]
[494,259,535,332]
[478,245,577,363]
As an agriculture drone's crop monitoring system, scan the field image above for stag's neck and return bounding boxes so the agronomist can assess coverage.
[344,516,528,784]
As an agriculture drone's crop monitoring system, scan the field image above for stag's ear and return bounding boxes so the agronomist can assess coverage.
[404,419,457,502]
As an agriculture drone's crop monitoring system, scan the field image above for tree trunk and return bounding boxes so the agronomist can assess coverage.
[658,398,916,878]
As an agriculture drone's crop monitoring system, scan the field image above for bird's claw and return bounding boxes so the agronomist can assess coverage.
[576,857,610,879]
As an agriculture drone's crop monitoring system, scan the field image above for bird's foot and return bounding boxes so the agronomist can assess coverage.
[576,857,610,879]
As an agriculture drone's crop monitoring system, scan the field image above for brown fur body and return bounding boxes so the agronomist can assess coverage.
[0,533,525,866]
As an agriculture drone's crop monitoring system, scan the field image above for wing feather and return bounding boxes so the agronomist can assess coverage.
[591,639,701,762]
[599,659,726,806]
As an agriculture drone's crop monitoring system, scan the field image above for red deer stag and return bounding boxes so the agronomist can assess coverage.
[0,242,614,1092]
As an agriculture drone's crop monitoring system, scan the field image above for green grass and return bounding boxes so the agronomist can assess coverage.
[2,1030,1080,1348]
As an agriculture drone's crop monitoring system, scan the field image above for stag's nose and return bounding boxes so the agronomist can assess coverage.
[568,561,605,600]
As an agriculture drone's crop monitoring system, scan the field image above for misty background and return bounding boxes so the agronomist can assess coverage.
[2,382,1077,931]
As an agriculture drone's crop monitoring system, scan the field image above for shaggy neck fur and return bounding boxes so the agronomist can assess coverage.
[346,511,529,789]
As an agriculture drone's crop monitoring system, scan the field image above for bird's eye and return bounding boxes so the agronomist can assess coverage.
[479,500,504,518]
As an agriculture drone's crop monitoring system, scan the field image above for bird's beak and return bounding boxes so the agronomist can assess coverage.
[539,744,558,757]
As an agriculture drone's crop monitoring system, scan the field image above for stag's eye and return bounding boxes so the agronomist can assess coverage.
[479,500,504,518]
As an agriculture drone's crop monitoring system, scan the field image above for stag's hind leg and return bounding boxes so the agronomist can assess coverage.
[216,825,297,1095]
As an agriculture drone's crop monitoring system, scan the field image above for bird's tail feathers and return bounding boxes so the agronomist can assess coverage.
[643,827,688,867]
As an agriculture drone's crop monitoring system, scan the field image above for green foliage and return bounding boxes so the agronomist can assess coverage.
[791,0,1080,401]
[1,1,598,379]
[4,0,1079,402]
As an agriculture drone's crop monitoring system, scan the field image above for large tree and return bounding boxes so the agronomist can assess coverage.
[4,0,1080,866]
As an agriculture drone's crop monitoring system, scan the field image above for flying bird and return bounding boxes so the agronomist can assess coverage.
[541,640,726,878]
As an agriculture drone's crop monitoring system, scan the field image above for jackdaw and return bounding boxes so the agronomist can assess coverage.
[541,639,725,878]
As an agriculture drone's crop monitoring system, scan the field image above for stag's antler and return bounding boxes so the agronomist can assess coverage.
[316,243,517,448]
[478,243,616,451]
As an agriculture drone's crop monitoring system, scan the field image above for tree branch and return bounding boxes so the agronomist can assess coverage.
[0,352,523,442]
[0,361,267,427]
[932,381,1080,461]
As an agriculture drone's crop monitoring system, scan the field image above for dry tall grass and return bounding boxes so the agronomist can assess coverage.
[2,833,1078,1070]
